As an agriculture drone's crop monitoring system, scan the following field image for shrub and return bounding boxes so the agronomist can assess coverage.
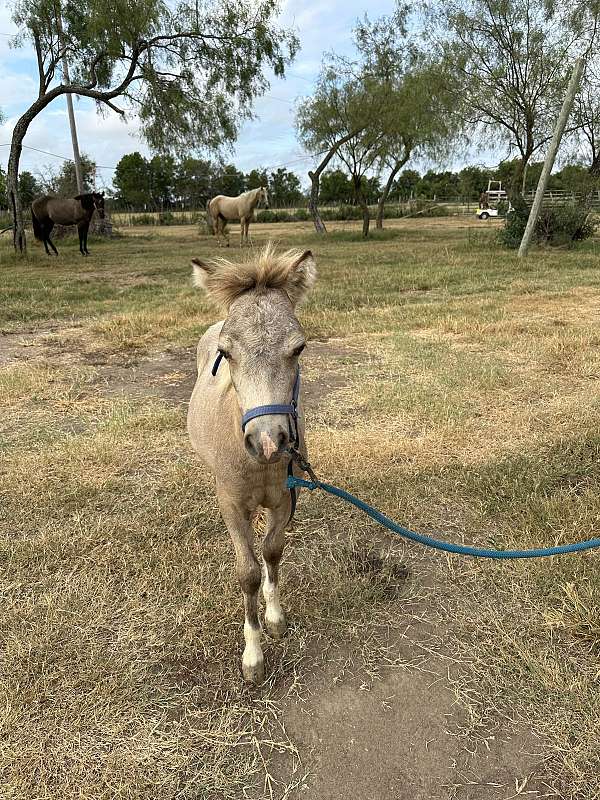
[294,208,310,221]
[130,213,156,226]
[255,209,296,223]
[158,211,176,225]
[500,197,596,248]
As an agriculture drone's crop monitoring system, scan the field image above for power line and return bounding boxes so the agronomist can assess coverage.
[0,141,330,178]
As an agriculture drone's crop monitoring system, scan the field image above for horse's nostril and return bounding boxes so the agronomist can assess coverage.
[277,430,288,449]
[244,432,258,457]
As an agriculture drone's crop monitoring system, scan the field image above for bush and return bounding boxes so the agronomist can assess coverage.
[158,211,176,225]
[500,198,596,248]
[255,209,295,223]
[130,213,156,226]
[293,208,310,221]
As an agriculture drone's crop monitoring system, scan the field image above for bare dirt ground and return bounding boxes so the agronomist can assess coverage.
[1,318,549,800]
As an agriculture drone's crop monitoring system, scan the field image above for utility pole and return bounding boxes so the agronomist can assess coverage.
[518,57,585,258]
[57,11,84,194]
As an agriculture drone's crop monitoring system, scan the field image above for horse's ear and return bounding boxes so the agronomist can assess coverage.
[191,257,216,291]
[285,250,317,306]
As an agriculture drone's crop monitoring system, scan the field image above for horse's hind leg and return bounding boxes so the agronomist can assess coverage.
[46,222,58,255]
[262,504,289,638]
[217,483,264,683]
[240,217,246,247]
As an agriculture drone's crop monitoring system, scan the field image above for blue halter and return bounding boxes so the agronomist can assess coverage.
[212,352,300,433]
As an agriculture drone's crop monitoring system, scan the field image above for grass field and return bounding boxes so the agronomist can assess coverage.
[1,218,599,799]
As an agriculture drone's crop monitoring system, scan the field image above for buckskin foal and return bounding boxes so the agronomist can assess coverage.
[187,243,316,683]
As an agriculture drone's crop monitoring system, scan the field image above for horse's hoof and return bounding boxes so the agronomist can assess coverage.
[265,615,287,640]
[242,659,265,684]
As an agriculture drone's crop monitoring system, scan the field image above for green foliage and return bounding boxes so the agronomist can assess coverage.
[0,166,7,209]
[213,165,246,197]
[500,199,597,248]
[45,154,97,196]
[268,168,303,206]
[18,172,42,207]
[428,0,578,195]
[245,169,269,191]
[113,153,152,207]
[10,0,298,158]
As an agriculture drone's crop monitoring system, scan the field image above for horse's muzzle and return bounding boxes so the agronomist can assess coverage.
[244,424,289,463]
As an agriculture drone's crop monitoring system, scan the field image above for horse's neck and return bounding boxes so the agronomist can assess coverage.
[247,188,261,208]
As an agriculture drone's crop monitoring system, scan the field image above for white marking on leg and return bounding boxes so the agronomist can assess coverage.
[263,558,284,630]
[242,619,263,675]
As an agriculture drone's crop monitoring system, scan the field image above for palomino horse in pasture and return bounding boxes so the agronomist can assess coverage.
[207,186,269,246]
[188,243,316,683]
[31,192,105,256]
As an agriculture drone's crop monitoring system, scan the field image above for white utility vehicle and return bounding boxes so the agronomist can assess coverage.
[476,179,510,220]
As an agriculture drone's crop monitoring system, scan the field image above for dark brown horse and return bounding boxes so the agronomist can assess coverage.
[31,192,105,256]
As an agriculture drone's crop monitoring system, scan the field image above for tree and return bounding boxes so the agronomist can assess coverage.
[298,63,381,236]
[149,154,175,207]
[48,153,97,196]
[245,169,269,191]
[354,8,457,228]
[113,152,152,207]
[457,166,490,200]
[268,168,303,207]
[320,169,353,204]
[6,0,298,251]
[392,169,421,200]
[174,157,214,207]
[427,0,587,197]
[572,58,600,176]
[213,165,246,197]
[297,65,369,233]
[18,171,42,207]
[0,167,7,211]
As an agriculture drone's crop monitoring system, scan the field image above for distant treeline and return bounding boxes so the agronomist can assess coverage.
[0,154,595,215]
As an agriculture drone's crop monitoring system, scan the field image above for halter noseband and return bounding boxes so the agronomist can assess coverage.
[211,352,300,434]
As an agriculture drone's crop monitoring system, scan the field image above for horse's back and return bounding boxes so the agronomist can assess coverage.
[31,195,53,219]
[34,196,82,225]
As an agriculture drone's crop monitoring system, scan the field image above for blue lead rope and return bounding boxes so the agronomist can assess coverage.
[287,475,600,559]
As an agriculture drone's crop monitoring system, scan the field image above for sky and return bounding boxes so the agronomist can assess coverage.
[0,0,499,189]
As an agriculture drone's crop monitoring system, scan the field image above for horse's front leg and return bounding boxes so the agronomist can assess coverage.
[217,483,264,683]
[77,223,87,256]
[262,502,290,639]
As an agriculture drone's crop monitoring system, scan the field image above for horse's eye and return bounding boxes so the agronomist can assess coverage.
[292,343,305,357]
[219,348,230,360]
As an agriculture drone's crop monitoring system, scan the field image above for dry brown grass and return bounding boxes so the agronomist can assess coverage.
[1,218,600,798]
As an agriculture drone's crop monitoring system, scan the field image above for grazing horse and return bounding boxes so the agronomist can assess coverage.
[207,186,269,247]
[31,192,105,256]
[187,243,316,683]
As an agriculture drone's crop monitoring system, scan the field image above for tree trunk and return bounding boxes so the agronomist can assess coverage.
[376,154,409,229]
[8,129,27,253]
[353,176,370,238]
[308,170,327,234]
[589,151,600,177]
[361,198,370,238]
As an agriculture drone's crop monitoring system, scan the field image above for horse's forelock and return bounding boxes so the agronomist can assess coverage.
[198,244,312,308]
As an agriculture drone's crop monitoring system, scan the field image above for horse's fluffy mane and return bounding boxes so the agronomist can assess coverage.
[191,242,316,308]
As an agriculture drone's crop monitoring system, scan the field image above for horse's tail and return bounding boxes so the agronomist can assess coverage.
[31,206,45,241]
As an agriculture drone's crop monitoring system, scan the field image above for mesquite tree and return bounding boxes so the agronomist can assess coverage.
[424,0,590,198]
[6,0,297,251]
[296,67,369,234]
